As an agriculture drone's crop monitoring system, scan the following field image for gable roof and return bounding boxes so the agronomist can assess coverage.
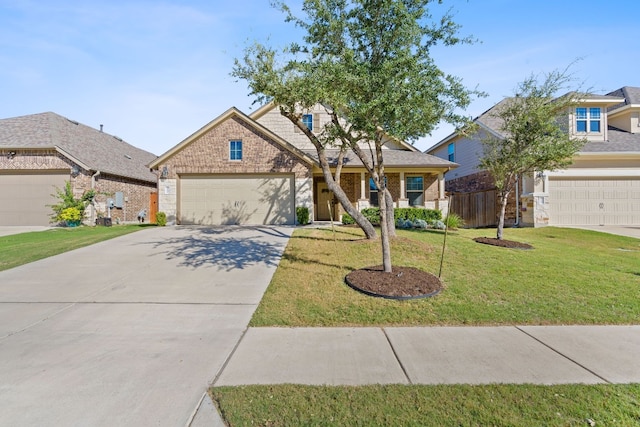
[248,101,421,152]
[607,86,640,112]
[0,112,157,183]
[149,107,317,169]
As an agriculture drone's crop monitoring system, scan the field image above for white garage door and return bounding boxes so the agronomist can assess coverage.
[549,177,640,226]
[179,174,295,225]
[0,171,69,226]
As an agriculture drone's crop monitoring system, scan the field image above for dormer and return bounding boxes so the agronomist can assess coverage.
[606,86,640,134]
[568,95,624,142]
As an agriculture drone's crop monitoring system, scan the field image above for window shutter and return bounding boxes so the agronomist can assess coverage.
[313,114,320,132]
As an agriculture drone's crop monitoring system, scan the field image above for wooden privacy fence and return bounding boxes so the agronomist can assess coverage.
[449,189,497,228]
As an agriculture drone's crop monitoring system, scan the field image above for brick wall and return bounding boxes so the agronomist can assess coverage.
[158,117,312,180]
[1,149,156,225]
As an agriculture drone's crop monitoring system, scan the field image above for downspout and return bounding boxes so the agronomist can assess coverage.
[91,171,100,225]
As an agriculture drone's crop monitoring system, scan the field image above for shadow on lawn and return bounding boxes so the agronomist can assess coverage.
[152,226,290,271]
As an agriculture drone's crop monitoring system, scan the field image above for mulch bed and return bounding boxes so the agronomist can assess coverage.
[345,265,443,300]
[473,237,534,249]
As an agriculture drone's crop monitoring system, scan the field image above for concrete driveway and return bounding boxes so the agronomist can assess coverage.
[563,225,640,239]
[0,225,292,426]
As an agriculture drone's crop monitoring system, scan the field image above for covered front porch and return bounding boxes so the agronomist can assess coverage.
[312,169,450,222]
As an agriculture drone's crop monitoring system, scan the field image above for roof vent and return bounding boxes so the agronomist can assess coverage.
[124,154,132,159]
[67,119,79,125]
[113,136,123,141]
[100,124,103,132]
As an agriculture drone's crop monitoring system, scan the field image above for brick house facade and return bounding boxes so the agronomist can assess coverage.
[151,105,457,225]
[0,112,157,226]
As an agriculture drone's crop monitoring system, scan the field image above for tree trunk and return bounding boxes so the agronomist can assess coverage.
[376,142,392,273]
[384,188,396,238]
[496,191,509,240]
[282,109,377,239]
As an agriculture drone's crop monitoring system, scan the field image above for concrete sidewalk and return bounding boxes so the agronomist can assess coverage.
[214,325,640,386]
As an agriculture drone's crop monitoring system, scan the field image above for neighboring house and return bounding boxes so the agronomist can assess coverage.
[0,112,158,226]
[426,86,640,227]
[149,103,456,226]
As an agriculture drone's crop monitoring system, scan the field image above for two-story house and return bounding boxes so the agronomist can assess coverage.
[426,87,640,227]
[149,103,457,225]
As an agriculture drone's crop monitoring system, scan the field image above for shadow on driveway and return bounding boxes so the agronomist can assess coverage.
[150,225,292,271]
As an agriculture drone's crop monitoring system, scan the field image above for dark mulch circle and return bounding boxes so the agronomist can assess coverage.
[345,265,443,300]
[474,237,534,250]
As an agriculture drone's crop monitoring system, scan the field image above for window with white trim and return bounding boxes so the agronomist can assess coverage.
[369,177,379,207]
[406,176,424,206]
[302,114,313,131]
[447,142,455,162]
[229,140,242,161]
[575,107,601,133]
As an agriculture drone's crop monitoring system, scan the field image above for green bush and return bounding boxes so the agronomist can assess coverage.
[341,213,355,225]
[156,211,167,226]
[444,213,464,229]
[394,207,441,222]
[50,181,94,224]
[344,207,442,227]
[296,206,310,225]
[361,208,381,225]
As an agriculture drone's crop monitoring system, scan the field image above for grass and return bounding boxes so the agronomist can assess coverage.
[250,226,640,326]
[212,384,640,426]
[0,225,148,271]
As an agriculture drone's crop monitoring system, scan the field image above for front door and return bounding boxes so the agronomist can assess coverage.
[316,182,334,221]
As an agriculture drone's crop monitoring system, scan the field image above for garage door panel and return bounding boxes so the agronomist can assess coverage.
[550,178,640,226]
[180,175,294,226]
[0,172,68,226]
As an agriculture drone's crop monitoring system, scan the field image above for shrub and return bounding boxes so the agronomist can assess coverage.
[60,207,82,226]
[156,211,167,226]
[361,208,381,225]
[444,213,464,229]
[296,206,310,225]
[396,218,413,229]
[413,219,428,229]
[431,220,446,230]
[341,213,355,225]
[50,181,94,224]
[394,207,442,223]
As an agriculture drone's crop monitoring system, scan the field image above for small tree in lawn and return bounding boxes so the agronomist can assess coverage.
[234,0,480,273]
[479,69,587,240]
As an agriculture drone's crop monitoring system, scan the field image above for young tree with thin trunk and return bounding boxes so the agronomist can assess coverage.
[234,0,480,273]
[479,69,587,240]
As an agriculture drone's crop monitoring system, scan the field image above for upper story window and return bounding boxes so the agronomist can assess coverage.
[406,176,424,206]
[229,140,242,161]
[447,142,455,162]
[576,107,601,133]
[302,114,313,131]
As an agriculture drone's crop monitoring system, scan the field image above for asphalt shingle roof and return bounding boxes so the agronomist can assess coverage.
[607,86,640,111]
[304,149,457,168]
[0,112,157,183]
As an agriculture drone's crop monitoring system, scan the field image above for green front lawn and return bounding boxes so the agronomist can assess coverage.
[251,226,640,326]
[212,384,640,427]
[0,225,147,271]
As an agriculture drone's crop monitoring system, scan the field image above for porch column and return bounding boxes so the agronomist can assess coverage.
[400,172,405,199]
[360,172,366,199]
[438,172,445,199]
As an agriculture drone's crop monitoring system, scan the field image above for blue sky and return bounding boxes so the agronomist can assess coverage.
[1,0,637,154]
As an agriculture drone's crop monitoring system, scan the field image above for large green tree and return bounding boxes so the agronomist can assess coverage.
[479,69,587,240]
[234,0,479,272]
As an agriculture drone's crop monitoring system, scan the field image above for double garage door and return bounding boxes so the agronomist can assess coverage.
[549,177,640,226]
[179,174,295,225]
[0,171,68,226]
